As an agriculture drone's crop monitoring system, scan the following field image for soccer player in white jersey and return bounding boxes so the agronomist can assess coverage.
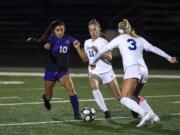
[74,19,121,119]
[90,19,177,127]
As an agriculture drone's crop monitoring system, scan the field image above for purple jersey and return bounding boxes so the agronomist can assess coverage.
[45,34,76,71]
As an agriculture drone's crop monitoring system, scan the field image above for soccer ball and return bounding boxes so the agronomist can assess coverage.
[81,107,96,122]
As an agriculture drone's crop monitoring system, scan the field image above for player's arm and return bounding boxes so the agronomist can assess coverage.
[73,40,88,62]
[90,37,120,65]
[26,36,52,50]
[142,38,178,64]
[102,51,112,61]
[43,42,51,50]
[92,46,112,61]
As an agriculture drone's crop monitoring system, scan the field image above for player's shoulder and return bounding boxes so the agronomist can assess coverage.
[136,36,146,43]
[84,38,91,47]
[98,37,107,41]
[84,38,91,44]
[97,37,108,44]
[64,35,74,39]
[48,34,55,39]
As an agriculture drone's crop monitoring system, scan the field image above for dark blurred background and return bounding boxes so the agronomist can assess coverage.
[0,0,179,69]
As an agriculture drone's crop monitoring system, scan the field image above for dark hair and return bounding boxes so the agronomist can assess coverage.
[28,20,65,43]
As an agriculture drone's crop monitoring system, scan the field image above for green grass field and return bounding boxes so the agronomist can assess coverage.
[0,68,180,135]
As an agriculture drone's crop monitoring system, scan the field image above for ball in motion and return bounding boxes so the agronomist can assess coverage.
[81,107,96,122]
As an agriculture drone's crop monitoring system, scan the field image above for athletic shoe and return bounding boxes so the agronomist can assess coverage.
[151,115,160,124]
[42,94,51,110]
[136,113,152,128]
[74,114,82,120]
[104,111,111,119]
[131,110,139,118]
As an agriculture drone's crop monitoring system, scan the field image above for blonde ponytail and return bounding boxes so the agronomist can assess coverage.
[118,19,139,38]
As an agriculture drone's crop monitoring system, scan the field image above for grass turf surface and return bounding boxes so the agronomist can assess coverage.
[0,69,180,135]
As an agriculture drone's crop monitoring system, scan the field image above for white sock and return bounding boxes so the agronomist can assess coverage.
[121,97,146,117]
[138,96,155,116]
[92,89,108,112]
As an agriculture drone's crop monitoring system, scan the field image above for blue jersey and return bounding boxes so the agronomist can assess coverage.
[45,34,76,71]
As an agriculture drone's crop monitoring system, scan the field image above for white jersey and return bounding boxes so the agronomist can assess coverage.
[107,34,172,71]
[84,37,112,74]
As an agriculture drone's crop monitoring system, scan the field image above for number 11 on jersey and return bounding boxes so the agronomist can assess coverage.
[88,50,95,57]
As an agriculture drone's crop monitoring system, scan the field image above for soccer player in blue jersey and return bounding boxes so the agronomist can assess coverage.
[27,20,81,120]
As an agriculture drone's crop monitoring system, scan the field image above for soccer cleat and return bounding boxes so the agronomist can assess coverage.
[42,94,51,110]
[104,111,111,119]
[151,115,160,124]
[74,114,82,120]
[131,110,139,118]
[136,113,152,128]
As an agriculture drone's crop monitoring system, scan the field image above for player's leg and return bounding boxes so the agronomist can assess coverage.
[58,74,81,119]
[44,81,55,100]
[131,83,143,118]
[106,78,121,100]
[43,69,56,110]
[89,74,110,118]
[120,78,146,116]
[133,83,160,123]
[101,69,121,99]
[42,80,55,110]
[120,78,152,127]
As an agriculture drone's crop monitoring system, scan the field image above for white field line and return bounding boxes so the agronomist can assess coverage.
[0,98,111,106]
[0,112,180,127]
[145,95,180,98]
[0,72,180,79]
[172,101,180,104]
[0,81,24,84]
[170,113,180,116]
[0,96,20,99]
[0,95,180,106]
[0,116,129,127]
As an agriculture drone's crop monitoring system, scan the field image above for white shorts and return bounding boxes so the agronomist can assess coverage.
[124,64,148,84]
[89,69,116,84]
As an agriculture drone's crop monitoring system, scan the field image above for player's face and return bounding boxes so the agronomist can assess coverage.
[88,24,100,39]
[54,25,65,38]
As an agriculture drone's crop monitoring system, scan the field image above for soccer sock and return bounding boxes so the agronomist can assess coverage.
[92,89,108,112]
[120,97,146,117]
[69,95,80,116]
[138,96,156,116]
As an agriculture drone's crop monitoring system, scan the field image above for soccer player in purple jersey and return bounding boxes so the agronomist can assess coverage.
[27,20,81,120]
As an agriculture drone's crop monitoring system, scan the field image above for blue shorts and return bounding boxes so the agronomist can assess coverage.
[44,68,69,81]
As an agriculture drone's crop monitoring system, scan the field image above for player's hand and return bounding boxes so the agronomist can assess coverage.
[91,46,98,52]
[44,43,51,50]
[170,57,178,64]
[73,40,80,49]
[26,37,33,42]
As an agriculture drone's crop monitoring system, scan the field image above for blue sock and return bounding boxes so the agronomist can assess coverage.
[69,95,80,117]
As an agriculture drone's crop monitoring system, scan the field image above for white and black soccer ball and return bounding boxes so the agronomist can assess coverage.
[81,107,96,122]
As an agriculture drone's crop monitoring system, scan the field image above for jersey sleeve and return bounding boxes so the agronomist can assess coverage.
[97,38,108,52]
[68,35,76,44]
[141,37,172,62]
[107,36,121,50]
[83,40,88,54]
[46,35,54,44]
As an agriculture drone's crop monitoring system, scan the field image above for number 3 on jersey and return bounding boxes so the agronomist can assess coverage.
[127,39,137,50]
